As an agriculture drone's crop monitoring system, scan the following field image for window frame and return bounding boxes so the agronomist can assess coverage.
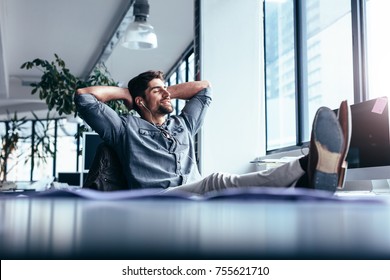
[264,0,370,154]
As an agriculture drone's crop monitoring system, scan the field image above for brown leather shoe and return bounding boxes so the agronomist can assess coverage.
[307,106,344,193]
[336,100,351,189]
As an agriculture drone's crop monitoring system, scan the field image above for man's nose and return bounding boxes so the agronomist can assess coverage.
[161,88,170,97]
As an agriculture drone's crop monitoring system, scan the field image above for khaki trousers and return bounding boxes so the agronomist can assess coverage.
[165,159,305,195]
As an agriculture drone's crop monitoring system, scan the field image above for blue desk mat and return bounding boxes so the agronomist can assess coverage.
[1,186,387,203]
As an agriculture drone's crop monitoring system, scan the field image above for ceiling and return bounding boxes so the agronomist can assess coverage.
[0,0,194,120]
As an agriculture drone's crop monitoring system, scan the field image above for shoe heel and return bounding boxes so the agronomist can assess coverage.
[314,171,338,192]
[337,161,348,189]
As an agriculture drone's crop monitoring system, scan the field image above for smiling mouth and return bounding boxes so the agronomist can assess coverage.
[161,99,171,105]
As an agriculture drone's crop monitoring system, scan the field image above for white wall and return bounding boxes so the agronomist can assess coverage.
[199,0,266,176]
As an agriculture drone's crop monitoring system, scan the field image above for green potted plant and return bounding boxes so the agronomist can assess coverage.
[21,53,130,117]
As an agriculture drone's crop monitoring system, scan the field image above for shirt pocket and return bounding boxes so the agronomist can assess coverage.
[171,125,190,146]
[138,128,169,150]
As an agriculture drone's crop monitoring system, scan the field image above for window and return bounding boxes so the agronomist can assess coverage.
[264,0,297,150]
[165,45,195,115]
[56,119,79,173]
[264,0,358,151]
[366,0,390,100]
[31,119,55,181]
[301,0,354,140]
[1,117,79,182]
[6,121,32,182]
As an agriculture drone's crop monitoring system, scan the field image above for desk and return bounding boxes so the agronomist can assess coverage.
[1,191,390,259]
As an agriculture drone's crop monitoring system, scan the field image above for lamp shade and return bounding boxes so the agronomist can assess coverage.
[122,20,158,49]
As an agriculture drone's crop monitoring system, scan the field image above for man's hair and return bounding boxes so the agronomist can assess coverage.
[127,70,165,101]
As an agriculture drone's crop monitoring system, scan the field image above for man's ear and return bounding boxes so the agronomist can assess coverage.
[135,97,143,108]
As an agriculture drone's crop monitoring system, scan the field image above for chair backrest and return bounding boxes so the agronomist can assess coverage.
[83,142,128,191]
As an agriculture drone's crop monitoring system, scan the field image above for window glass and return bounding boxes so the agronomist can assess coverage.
[366,0,390,100]
[56,119,78,174]
[188,52,195,82]
[0,122,5,181]
[6,121,31,182]
[31,119,55,181]
[0,122,4,135]
[168,72,177,86]
[1,118,80,182]
[178,61,187,84]
[176,61,188,113]
[264,0,297,150]
[264,0,354,150]
[301,0,354,141]
[166,51,195,116]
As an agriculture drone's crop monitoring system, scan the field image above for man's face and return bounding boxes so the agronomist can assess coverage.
[144,78,173,115]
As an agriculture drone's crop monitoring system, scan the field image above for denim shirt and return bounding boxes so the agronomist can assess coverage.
[74,87,212,189]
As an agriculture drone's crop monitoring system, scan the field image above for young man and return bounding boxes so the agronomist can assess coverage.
[75,70,349,194]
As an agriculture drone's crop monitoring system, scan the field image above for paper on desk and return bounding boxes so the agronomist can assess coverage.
[251,156,301,164]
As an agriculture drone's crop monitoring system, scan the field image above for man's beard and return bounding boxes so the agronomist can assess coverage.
[157,102,174,115]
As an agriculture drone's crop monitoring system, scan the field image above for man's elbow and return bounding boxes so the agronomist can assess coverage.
[201,80,212,89]
[76,88,88,95]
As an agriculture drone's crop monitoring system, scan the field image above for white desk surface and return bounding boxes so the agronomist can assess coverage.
[1,187,390,260]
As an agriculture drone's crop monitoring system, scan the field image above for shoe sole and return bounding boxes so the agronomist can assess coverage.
[312,107,344,192]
